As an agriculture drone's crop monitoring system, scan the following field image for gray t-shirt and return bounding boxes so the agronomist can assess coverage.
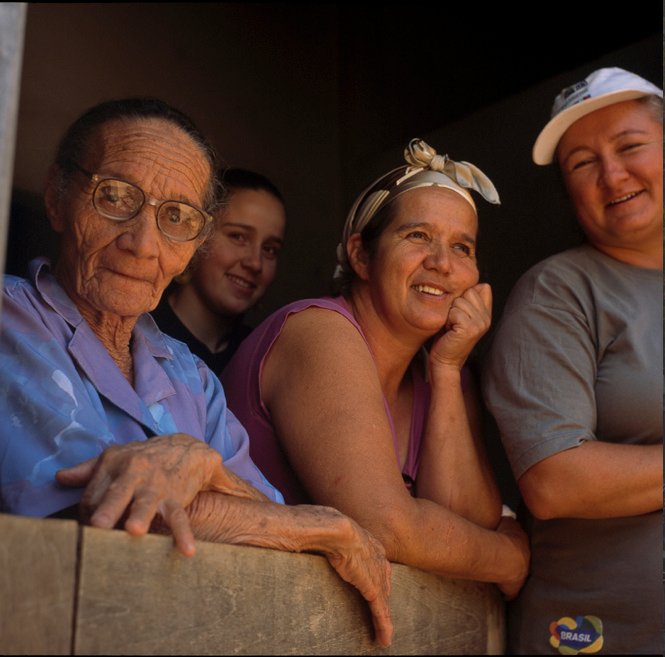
[482,244,663,655]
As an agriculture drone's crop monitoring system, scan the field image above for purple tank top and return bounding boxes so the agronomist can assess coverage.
[222,296,431,505]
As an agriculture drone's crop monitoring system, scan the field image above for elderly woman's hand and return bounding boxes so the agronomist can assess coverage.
[429,283,492,372]
[184,494,394,647]
[55,433,267,556]
[319,513,394,648]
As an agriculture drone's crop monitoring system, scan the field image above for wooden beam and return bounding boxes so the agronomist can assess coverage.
[74,526,505,655]
[0,514,78,655]
[0,513,505,654]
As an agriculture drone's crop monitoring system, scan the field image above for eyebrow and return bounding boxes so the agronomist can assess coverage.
[396,221,477,246]
[97,170,203,207]
[561,128,654,163]
[220,221,284,244]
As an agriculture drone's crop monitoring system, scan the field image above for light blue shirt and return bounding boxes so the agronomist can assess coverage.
[0,258,283,516]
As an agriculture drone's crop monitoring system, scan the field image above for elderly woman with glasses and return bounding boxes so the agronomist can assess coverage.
[222,139,530,599]
[0,98,393,648]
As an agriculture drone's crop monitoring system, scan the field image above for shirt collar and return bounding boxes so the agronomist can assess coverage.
[30,256,173,361]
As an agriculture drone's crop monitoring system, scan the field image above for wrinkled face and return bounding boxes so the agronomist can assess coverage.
[361,186,479,335]
[188,188,286,317]
[557,99,663,257]
[47,118,211,319]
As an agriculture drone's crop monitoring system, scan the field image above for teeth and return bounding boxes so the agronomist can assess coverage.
[227,274,254,289]
[413,284,444,296]
[609,192,638,205]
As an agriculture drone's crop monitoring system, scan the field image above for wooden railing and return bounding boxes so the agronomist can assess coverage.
[0,513,505,654]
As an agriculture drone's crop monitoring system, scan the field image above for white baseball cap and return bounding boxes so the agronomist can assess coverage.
[532,67,663,165]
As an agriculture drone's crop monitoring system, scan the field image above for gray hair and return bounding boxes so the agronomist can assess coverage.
[52,97,222,221]
[638,94,664,123]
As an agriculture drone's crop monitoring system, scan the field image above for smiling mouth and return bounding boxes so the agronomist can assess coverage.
[107,268,151,283]
[607,191,642,206]
[412,284,446,297]
[226,273,256,290]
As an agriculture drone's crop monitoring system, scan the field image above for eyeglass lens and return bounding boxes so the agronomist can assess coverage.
[93,179,205,241]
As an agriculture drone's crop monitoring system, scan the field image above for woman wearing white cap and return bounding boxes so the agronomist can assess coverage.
[482,67,663,654]
[223,138,531,598]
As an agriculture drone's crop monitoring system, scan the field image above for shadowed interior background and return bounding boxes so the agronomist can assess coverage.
[7,3,661,503]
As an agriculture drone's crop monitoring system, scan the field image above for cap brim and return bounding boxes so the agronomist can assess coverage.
[532,89,652,165]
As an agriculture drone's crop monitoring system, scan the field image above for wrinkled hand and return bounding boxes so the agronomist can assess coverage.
[495,515,530,600]
[171,493,394,647]
[322,518,393,648]
[430,283,492,371]
[55,433,264,556]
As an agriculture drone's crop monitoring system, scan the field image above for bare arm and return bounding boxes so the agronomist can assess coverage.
[417,284,502,528]
[182,492,393,648]
[519,440,663,520]
[262,307,529,598]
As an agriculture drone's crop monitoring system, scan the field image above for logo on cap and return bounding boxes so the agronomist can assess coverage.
[554,81,592,115]
[549,615,603,654]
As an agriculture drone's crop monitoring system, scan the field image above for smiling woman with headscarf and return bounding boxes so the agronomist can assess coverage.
[223,138,530,597]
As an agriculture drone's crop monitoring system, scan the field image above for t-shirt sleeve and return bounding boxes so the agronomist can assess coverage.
[481,271,596,479]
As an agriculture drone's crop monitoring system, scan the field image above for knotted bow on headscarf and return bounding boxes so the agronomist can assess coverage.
[333,138,500,284]
[403,139,500,206]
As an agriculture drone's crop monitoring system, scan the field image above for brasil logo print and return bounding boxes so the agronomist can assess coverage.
[549,615,603,654]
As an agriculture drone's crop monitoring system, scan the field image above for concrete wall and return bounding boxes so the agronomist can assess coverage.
[0,513,506,655]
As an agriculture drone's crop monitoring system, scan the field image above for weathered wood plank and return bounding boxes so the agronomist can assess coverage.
[75,526,505,655]
[0,513,78,655]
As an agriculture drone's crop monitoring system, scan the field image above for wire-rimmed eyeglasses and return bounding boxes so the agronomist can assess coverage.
[73,164,213,242]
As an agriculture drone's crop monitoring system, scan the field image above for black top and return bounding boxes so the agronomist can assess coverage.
[150,296,252,378]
